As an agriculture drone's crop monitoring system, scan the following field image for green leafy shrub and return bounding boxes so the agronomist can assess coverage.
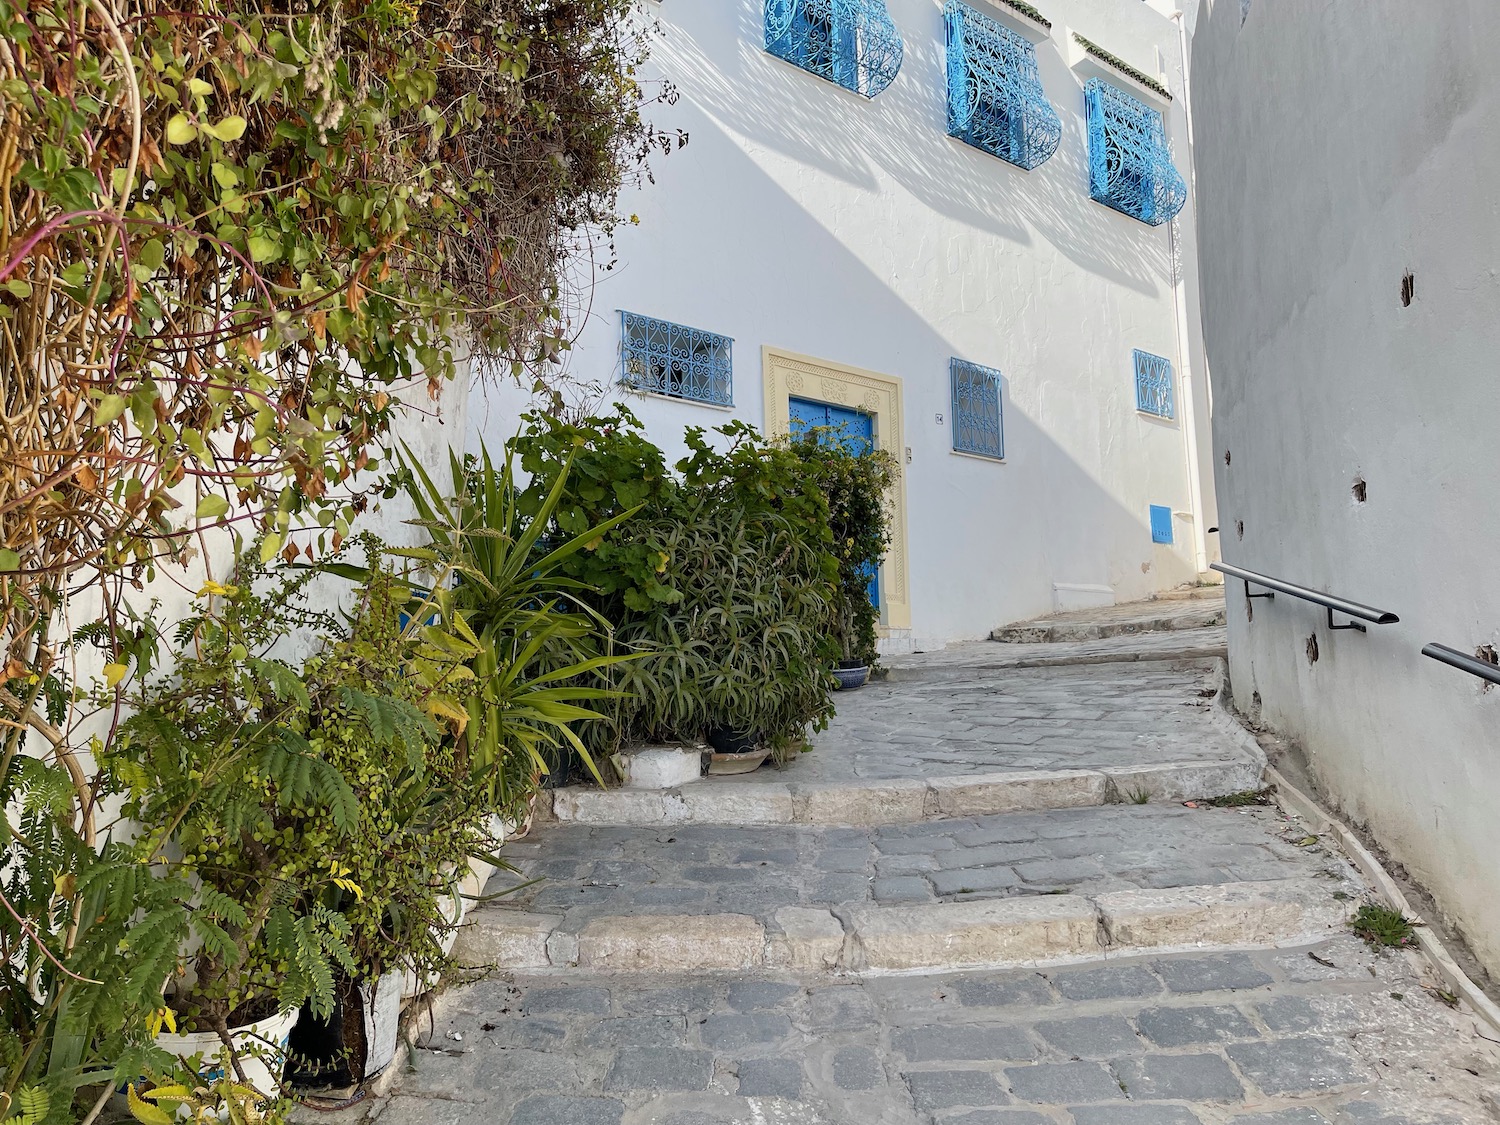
[786,430,897,668]
[511,413,839,756]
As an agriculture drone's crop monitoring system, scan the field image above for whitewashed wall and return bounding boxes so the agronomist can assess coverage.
[473,0,1217,649]
[1192,0,1500,976]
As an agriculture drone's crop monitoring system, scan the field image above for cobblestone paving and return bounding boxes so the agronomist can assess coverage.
[376,936,1498,1125]
[492,806,1352,930]
[738,654,1250,785]
[991,588,1226,643]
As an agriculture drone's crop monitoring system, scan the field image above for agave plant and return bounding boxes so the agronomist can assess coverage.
[369,442,643,807]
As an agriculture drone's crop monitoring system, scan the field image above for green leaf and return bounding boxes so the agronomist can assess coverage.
[248,233,280,263]
[164,114,196,144]
[0,549,18,571]
[187,77,214,97]
[137,238,165,271]
[259,532,283,563]
[94,393,128,426]
[204,115,247,142]
[195,494,230,519]
[2,278,32,298]
[210,161,240,188]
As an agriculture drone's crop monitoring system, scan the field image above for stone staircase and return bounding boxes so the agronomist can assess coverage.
[382,606,1500,1125]
[990,586,1226,644]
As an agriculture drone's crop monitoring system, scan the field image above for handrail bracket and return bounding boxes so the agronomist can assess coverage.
[1326,607,1366,633]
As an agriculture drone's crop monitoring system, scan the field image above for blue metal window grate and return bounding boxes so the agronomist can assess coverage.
[764,0,903,99]
[1084,78,1187,226]
[944,1,1060,170]
[1149,504,1174,544]
[620,311,733,406]
[950,358,1004,460]
[1133,349,1174,418]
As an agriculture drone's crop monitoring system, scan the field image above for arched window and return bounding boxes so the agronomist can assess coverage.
[944,1,1060,170]
[764,0,903,99]
[1084,78,1186,226]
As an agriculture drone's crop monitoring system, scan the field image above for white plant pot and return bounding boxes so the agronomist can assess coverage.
[358,971,404,1080]
[155,1007,299,1098]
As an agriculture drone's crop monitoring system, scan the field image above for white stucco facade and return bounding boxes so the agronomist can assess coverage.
[472,0,1218,649]
[1192,0,1500,976]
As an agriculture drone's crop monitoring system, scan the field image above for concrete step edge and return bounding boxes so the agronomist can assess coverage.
[452,877,1356,978]
[544,758,1267,828]
[990,607,1227,644]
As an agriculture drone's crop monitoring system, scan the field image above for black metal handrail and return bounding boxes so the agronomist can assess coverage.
[1210,561,1400,634]
[1421,643,1500,686]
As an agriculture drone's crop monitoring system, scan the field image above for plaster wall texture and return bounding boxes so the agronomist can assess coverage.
[469,0,1218,649]
[1191,0,1500,976]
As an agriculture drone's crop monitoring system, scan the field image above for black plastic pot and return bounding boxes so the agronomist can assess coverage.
[705,725,756,756]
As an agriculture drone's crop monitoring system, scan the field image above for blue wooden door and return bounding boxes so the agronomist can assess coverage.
[788,397,880,610]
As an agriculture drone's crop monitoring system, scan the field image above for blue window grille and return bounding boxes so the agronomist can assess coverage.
[950,358,1004,460]
[944,1,1060,170]
[1149,504,1174,544]
[1084,78,1187,226]
[1133,349,1174,418]
[764,0,903,99]
[620,312,733,406]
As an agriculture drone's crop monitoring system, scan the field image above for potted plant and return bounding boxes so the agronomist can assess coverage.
[107,572,367,1101]
[786,429,897,690]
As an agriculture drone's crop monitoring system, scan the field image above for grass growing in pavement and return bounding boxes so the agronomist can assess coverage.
[1125,786,1151,804]
[1351,903,1418,948]
[1205,788,1275,807]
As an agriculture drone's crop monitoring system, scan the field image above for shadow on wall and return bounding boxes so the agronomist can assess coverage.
[503,119,1195,637]
[647,0,1171,297]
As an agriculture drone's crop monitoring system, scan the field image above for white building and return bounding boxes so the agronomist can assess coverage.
[1193,0,1500,979]
[472,0,1219,650]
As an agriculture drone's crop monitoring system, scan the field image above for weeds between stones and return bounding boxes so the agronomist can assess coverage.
[1351,903,1418,948]
[1205,788,1276,807]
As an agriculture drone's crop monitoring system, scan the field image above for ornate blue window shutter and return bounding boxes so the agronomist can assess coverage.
[944,2,1059,170]
[764,0,903,99]
[620,312,733,407]
[1133,349,1174,418]
[1084,78,1186,225]
[950,358,1005,460]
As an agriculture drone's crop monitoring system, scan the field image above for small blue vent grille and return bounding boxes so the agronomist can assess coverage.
[620,312,733,406]
[950,358,1004,460]
[1084,78,1187,226]
[765,0,903,99]
[1133,349,1174,418]
[944,1,1060,170]
[1149,504,1174,545]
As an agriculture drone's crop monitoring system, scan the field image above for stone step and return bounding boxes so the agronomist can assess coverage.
[459,802,1360,976]
[544,757,1265,828]
[456,878,1354,977]
[991,590,1227,644]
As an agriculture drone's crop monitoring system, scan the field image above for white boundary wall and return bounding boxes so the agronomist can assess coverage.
[1192,0,1500,976]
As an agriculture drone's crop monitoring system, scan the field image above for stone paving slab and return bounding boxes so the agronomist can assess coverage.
[991,588,1227,644]
[373,936,1500,1125]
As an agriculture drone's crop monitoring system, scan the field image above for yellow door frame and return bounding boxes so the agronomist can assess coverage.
[760,345,911,632]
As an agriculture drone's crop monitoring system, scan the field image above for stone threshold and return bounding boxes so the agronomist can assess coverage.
[991,604,1227,644]
[454,878,1354,977]
[544,758,1266,828]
